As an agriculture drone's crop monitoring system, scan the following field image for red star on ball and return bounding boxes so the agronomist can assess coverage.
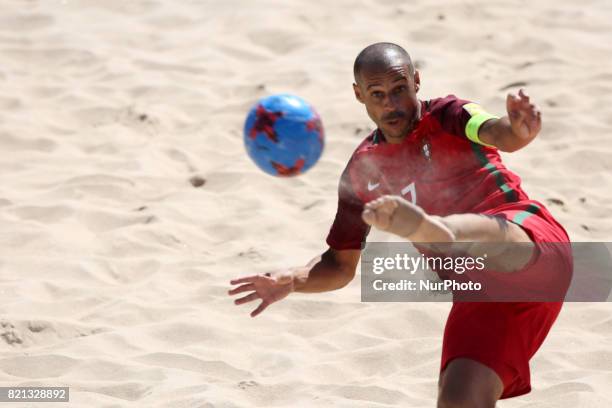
[249,104,283,143]
[270,157,305,177]
[306,114,324,145]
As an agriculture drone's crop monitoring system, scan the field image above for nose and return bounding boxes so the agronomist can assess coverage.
[382,96,403,116]
[382,96,399,116]
[382,95,397,111]
[381,92,404,111]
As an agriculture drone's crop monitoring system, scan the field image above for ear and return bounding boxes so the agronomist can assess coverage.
[353,83,365,104]
[414,71,421,93]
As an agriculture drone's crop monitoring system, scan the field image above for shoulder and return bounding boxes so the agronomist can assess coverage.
[355,130,378,152]
[344,130,378,167]
[423,95,477,137]
[337,130,377,199]
[424,94,473,116]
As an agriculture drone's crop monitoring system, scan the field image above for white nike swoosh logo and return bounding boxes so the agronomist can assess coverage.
[367,181,380,191]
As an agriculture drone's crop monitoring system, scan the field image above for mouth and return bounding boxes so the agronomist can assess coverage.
[385,117,405,127]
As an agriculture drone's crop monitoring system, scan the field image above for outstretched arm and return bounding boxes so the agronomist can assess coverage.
[478,89,542,152]
[291,248,361,293]
[229,248,360,317]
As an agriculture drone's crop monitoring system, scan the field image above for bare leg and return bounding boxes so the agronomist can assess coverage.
[362,195,534,271]
[361,195,455,242]
[438,358,504,408]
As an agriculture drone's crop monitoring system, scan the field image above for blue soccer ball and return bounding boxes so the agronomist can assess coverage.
[243,93,324,177]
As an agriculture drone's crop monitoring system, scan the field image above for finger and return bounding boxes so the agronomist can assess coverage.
[228,283,255,296]
[365,195,399,210]
[506,93,521,114]
[519,99,531,113]
[234,292,260,305]
[518,91,530,111]
[363,203,396,229]
[514,108,527,123]
[522,103,540,121]
[230,275,259,285]
[364,200,383,215]
[508,99,526,121]
[365,196,386,209]
[529,108,542,132]
[531,118,542,135]
[251,301,269,317]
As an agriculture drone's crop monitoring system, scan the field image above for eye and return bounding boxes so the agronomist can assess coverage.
[371,91,384,98]
[393,85,407,94]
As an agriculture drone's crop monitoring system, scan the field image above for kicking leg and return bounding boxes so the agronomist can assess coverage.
[437,358,504,408]
[362,195,534,272]
[361,195,456,242]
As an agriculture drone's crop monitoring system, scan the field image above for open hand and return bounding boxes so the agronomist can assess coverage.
[507,88,541,143]
[228,271,294,317]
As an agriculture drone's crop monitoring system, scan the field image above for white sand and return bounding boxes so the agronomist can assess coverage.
[1,0,611,407]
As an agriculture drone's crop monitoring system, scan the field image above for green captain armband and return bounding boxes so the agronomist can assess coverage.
[463,103,499,148]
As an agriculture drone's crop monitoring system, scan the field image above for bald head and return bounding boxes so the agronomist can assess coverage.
[353,42,415,84]
[351,42,421,143]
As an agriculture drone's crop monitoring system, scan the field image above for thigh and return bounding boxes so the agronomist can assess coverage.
[438,358,503,408]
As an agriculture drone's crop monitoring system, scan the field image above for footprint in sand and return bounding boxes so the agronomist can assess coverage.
[237,380,259,390]
[0,321,23,345]
[166,147,197,173]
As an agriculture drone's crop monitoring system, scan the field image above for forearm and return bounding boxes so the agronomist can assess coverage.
[479,117,529,152]
[292,251,356,293]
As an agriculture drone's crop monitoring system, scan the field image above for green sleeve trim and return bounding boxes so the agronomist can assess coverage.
[465,113,498,147]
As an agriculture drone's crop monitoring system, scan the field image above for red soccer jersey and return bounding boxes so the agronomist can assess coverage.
[326,95,564,250]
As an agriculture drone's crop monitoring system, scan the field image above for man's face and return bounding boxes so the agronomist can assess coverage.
[353,64,421,143]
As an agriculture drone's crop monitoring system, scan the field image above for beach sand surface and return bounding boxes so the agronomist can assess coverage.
[1,0,611,406]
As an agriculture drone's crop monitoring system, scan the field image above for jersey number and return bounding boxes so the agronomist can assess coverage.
[401,182,417,205]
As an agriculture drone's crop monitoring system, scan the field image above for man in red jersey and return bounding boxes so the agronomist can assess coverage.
[229,42,571,407]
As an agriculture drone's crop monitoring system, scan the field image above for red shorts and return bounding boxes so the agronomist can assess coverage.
[440,201,572,399]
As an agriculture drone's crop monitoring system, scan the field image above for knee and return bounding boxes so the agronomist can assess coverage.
[437,387,469,408]
[437,386,496,408]
[438,358,502,408]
